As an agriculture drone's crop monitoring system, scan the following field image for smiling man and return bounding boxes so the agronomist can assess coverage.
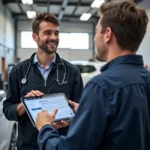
[3,12,83,150]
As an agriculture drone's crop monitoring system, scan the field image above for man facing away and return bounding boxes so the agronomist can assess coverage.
[3,12,83,150]
[35,1,150,150]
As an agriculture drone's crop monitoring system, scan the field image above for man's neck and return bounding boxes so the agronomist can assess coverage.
[37,51,55,68]
[107,45,136,62]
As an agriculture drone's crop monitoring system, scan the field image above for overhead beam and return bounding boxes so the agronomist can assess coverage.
[71,0,82,16]
[58,0,69,21]
[12,13,98,20]
[3,0,143,5]
[3,0,91,7]
[47,0,51,12]
[15,0,24,13]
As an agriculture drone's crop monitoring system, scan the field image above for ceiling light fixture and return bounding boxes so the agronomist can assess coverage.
[22,0,33,5]
[27,0,33,5]
[22,0,28,4]
[80,13,92,21]
[26,11,36,19]
[91,0,105,8]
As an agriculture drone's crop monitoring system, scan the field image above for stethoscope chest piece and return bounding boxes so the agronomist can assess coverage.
[21,62,31,85]
[21,78,27,84]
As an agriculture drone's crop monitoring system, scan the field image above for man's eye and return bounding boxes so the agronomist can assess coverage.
[55,33,59,36]
[45,32,50,35]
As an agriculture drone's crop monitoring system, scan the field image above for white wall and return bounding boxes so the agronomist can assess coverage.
[0,1,15,74]
[137,1,150,65]
[17,20,94,61]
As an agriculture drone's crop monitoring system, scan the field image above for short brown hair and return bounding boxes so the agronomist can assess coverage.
[100,0,148,52]
[32,12,59,34]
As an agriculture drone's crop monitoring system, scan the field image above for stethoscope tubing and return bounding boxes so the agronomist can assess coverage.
[21,59,67,85]
[56,59,67,85]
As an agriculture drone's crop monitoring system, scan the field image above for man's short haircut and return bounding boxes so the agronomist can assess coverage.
[100,0,148,52]
[32,12,59,34]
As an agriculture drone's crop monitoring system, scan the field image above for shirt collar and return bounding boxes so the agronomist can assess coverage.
[100,54,144,72]
[33,53,56,67]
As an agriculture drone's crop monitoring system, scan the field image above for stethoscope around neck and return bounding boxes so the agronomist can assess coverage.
[56,59,67,85]
[21,59,68,85]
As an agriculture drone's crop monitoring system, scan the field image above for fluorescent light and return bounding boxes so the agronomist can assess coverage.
[27,0,33,5]
[91,0,105,8]
[26,11,36,19]
[22,0,28,4]
[80,13,91,21]
[22,0,33,5]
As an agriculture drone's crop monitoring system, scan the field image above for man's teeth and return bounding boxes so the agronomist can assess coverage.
[47,43,55,46]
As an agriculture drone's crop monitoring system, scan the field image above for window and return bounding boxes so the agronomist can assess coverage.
[21,31,89,49]
[58,33,89,49]
[21,31,37,48]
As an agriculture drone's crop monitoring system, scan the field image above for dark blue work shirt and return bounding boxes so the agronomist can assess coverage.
[38,54,150,150]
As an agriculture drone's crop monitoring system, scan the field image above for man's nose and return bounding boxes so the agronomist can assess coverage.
[50,33,57,40]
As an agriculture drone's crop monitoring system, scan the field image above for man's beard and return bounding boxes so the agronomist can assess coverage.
[38,38,57,54]
[39,43,55,54]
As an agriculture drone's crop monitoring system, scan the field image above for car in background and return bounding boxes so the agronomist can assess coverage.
[0,90,17,150]
[71,61,106,86]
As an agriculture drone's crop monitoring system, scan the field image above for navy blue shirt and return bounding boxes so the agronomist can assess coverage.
[38,54,150,150]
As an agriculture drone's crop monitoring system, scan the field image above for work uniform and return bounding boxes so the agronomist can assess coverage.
[37,55,150,150]
[3,52,83,150]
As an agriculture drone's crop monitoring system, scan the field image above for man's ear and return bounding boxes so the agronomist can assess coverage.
[105,27,113,43]
[32,33,38,42]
